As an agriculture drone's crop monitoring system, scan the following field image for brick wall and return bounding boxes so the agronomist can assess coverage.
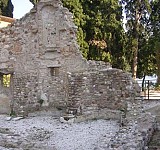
[67,67,140,117]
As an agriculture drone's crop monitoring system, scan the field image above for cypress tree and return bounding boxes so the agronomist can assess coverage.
[0,0,13,17]
[122,0,151,79]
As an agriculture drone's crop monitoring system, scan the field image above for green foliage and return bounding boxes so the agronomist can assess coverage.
[60,0,129,70]
[29,0,39,6]
[149,0,160,84]
[62,0,89,58]
[3,74,11,87]
[155,84,160,91]
[81,0,128,70]
[137,35,157,78]
[122,0,151,78]
[0,0,13,17]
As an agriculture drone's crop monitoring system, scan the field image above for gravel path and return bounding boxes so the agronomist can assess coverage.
[0,115,119,150]
[142,99,160,110]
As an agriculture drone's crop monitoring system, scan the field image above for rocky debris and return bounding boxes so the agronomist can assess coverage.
[148,130,160,150]
[107,113,157,150]
[26,127,51,142]
[0,98,159,150]
[0,114,119,150]
[0,127,13,135]
[59,114,75,124]
[12,117,24,121]
[141,100,160,150]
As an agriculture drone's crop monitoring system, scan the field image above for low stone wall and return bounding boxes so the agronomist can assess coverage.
[67,68,141,117]
[74,109,121,123]
[108,113,157,150]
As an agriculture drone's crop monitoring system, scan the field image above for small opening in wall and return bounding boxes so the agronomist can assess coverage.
[2,74,11,87]
[50,67,59,77]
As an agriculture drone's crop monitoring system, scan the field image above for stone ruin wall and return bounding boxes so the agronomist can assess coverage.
[67,61,141,120]
[0,0,141,117]
[0,0,87,115]
[0,1,158,149]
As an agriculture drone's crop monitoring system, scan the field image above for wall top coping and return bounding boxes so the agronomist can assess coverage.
[0,15,16,23]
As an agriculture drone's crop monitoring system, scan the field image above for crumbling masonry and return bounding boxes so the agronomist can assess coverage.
[0,1,158,149]
[0,0,141,119]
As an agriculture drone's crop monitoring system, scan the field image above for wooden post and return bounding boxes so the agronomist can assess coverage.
[144,80,146,98]
[148,80,149,100]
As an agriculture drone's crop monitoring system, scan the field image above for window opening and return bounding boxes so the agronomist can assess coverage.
[3,74,11,87]
[50,67,59,77]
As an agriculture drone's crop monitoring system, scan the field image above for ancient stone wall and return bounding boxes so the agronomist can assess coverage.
[67,62,140,118]
[12,73,39,115]
[0,0,141,117]
[0,0,87,115]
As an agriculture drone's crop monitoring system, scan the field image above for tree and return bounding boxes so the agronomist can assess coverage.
[137,35,157,78]
[149,0,160,85]
[136,32,157,91]
[0,0,13,17]
[122,0,151,79]
[81,0,128,70]
[29,0,39,6]
[61,0,89,58]
[155,42,160,85]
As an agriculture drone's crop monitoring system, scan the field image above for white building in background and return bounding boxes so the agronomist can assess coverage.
[0,15,15,28]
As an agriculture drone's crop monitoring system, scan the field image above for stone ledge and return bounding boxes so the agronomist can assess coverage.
[108,113,157,150]
[75,109,121,123]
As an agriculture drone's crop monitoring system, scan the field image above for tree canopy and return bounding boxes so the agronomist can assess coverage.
[0,0,13,17]
[149,0,160,84]
[121,0,151,79]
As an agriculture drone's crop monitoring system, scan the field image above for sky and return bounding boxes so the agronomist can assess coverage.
[12,0,33,19]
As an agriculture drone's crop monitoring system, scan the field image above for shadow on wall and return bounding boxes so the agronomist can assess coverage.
[0,73,12,114]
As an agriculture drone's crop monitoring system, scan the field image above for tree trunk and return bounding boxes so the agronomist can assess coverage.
[132,6,140,80]
[157,67,160,85]
[156,42,160,85]
[142,74,146,91]
[132,39,138,79]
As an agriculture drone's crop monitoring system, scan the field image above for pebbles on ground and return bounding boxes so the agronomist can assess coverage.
[0,115,119,150]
